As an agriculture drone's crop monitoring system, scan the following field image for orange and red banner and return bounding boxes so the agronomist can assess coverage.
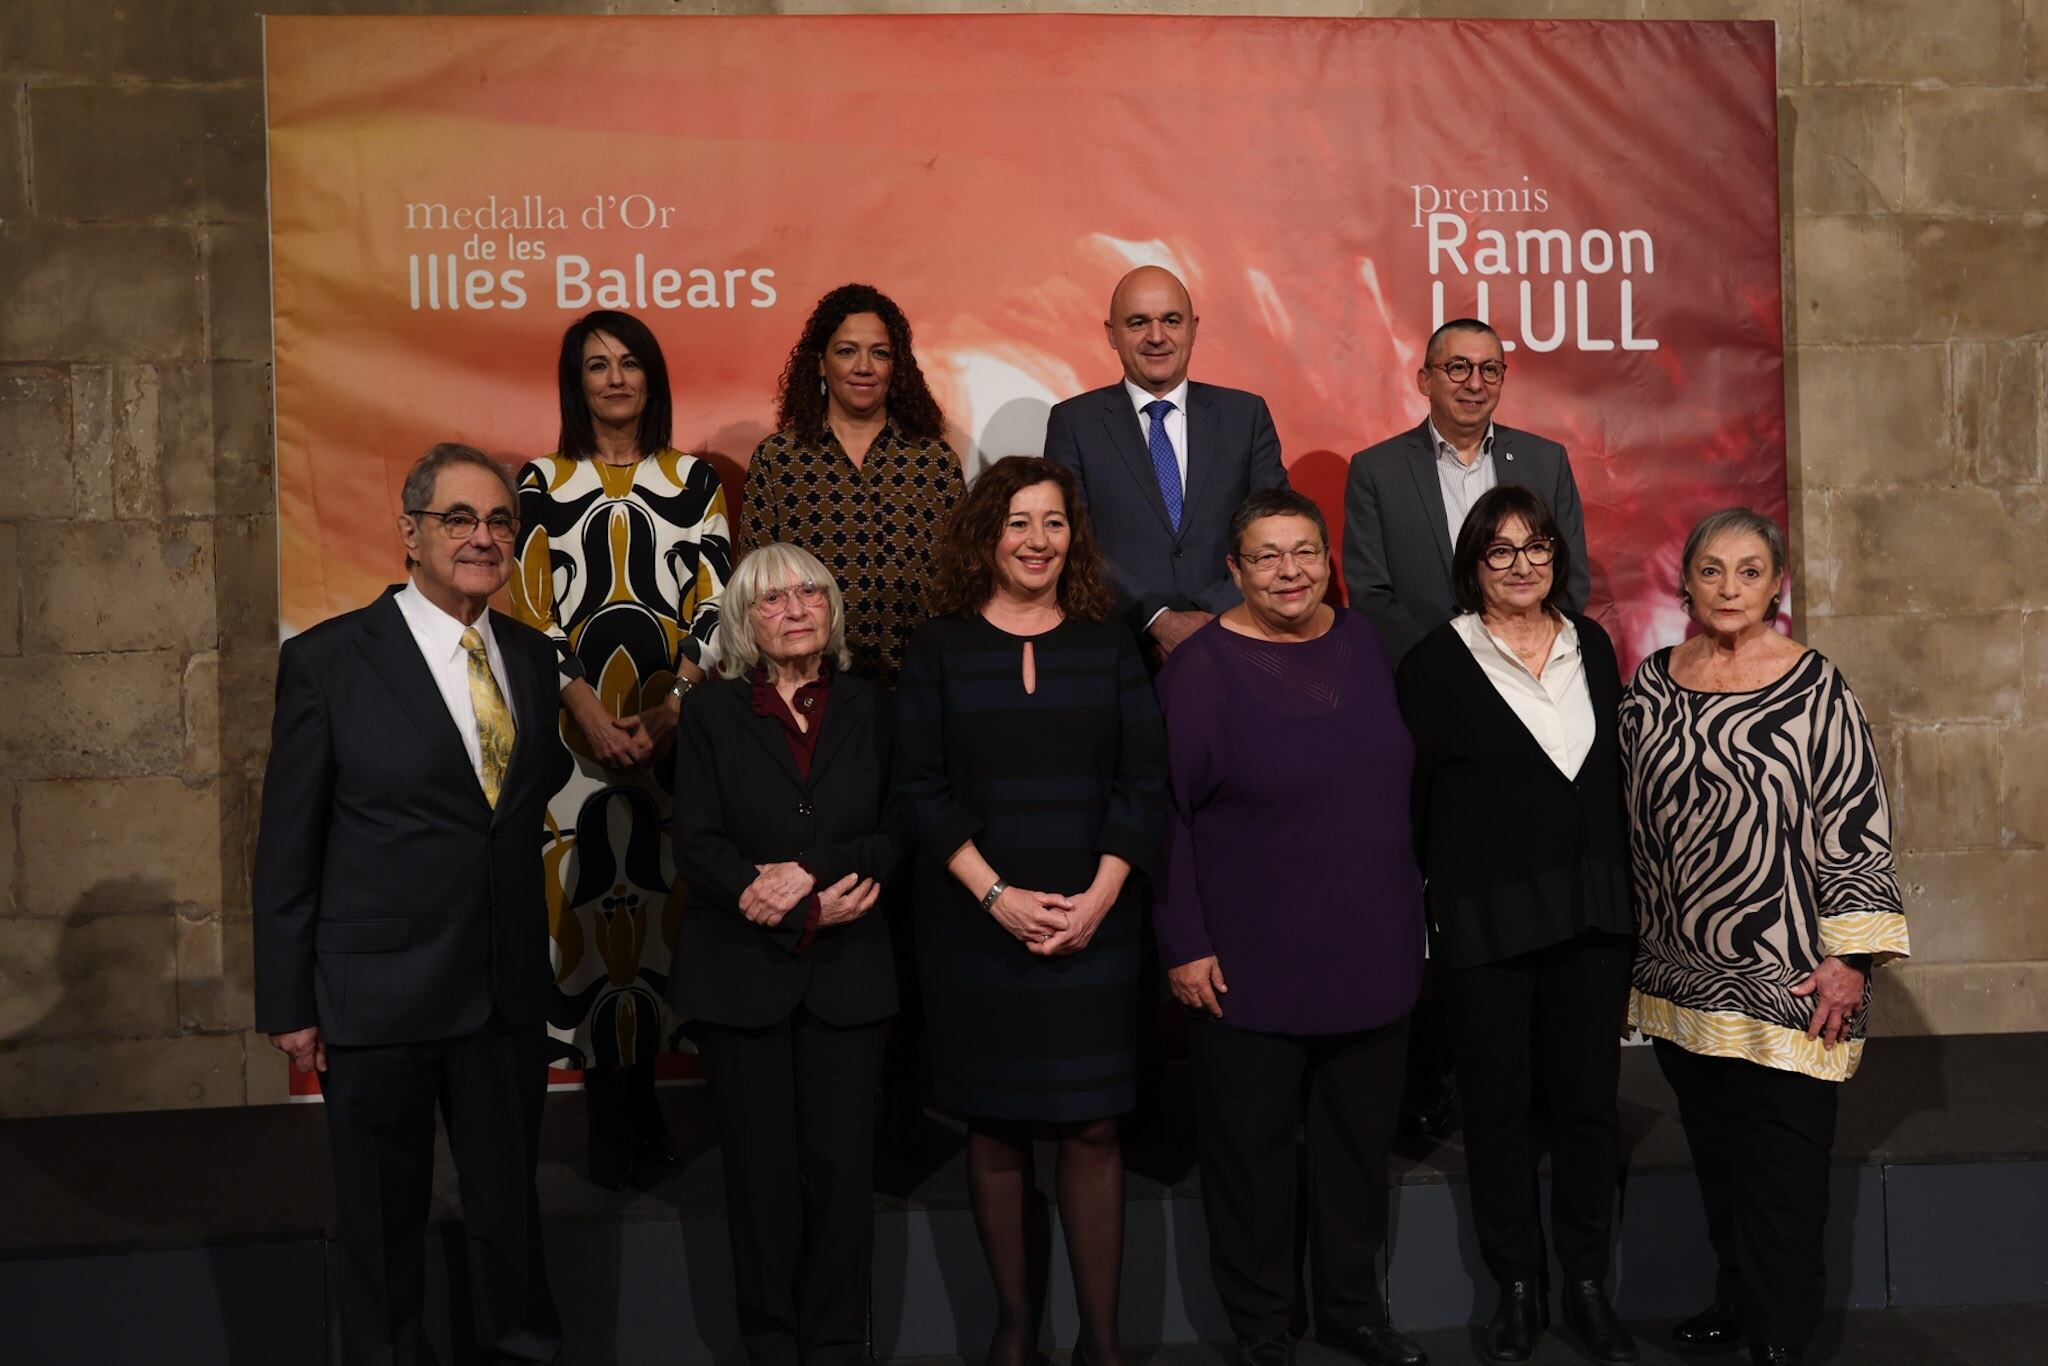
[267,14,1786,674]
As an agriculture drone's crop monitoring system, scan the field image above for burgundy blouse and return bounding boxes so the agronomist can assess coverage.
[750,665,833,949]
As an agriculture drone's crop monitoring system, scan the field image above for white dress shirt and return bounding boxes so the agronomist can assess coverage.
[1451,610,1595,778]
[1125,377,1191,488]
[394,578,510,782]
[1429,420,1498,546]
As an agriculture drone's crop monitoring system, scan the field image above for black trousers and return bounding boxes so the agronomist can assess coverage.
[1654,1039,1839,1352]
[320,1016,561,1366]
[695,1008,891,1366]
[1190,1013,1409,1338]
[1438,930,1633,1286]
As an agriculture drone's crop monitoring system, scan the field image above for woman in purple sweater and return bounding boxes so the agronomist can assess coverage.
[1154,488,1428,1366]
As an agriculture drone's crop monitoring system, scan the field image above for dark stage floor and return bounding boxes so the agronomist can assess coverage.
[6,1032,2046,1259]
[898,1304,2048,1366]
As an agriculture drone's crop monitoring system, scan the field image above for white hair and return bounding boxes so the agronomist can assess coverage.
[713,542,853,680]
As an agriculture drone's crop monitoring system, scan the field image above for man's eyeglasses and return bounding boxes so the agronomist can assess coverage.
[1237,545,1328,573]
[1427,358,1508,385]
[408,508,519,542]
[1482,538,1555,571]
[753,582,828,613]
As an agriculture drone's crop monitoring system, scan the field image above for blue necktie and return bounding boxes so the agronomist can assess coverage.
[1144,398,1183,532]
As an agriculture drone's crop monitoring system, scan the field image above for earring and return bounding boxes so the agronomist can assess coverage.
[819,377,827,397]
[1678,590,1692,609]
[1767,595,1781,619]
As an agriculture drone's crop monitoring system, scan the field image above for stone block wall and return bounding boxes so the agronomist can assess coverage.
[0,0,2040,1116]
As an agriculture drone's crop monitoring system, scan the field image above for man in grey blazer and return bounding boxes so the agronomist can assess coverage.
[1045,265,1288,661]
[1343,318,1590,664]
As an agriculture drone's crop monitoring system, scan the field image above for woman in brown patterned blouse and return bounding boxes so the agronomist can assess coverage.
[736,283,965,687]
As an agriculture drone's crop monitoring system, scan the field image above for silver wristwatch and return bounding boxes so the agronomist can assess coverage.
[671,675,694,700]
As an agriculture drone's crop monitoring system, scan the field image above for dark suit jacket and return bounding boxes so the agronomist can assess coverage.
[252,587,571,1047]
[668,672,900,1030]
[1342,420,1591,663]
[1044,381,1288,637]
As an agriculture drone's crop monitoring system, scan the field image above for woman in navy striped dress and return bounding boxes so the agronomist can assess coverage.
[897,456,1167,1366]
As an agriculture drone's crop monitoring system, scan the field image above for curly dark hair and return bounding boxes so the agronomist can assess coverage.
[555,310,673,459]
[928,456,1114,622]
[774,283,947,442]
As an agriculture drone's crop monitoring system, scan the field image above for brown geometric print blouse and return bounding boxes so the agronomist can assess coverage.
[735,421,964,686]
[1620,647,1909,1082]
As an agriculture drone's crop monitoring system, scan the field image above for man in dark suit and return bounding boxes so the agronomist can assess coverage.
[254,442,572,1366]
[1343,318,1591,664]
[1045,265,1289,663]
[1344,319,1593,1146]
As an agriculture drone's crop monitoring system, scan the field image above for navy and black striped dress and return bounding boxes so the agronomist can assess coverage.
[895,613,1167,1122]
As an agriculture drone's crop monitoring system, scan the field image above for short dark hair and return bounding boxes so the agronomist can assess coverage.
[555,310,674,459]
[1424,317,1501,364]
[927,456,1113,622]
[1227,487,1327,559]
[1450,485,1574,615]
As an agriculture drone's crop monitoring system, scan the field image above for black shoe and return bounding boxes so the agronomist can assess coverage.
[624,1062,680,1168]
[1748,1348,1799,1366]
[1482,1280,1546,1363]
[1672,1300,1741,1354]
[1560,1280,1637,1363]
[1398,1087,1461,1141]
[1235,1335,1293,1366]
[1315,1320,1428,1366]
[583,1071,631,1191]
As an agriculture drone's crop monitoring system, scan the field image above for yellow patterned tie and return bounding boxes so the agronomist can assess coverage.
[461,627,516,808]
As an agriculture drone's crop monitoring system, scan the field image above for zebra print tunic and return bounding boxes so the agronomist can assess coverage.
[1620,648,1908,1082]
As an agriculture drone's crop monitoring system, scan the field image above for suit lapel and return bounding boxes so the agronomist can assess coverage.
[1181,384,1219,537]
[735,689,807,789]
[1493,424,1535,492]
[359,591,490,807]
[1097,387,1177,537]
[1401,421,1454,573]
[806,678,863,784]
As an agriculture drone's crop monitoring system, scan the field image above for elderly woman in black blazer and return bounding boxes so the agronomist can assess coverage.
[1394,486,1637,1366]
[670,541,900,1366]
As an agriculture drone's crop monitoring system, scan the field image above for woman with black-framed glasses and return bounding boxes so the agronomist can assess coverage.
[1393,484,1638,1365]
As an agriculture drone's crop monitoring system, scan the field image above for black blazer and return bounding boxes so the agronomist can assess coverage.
[668,672,900,1030]
[1044,381,1288,637]
[1394,613,1634,969]
[252,588,571,1046]
[1343,420,1591,663]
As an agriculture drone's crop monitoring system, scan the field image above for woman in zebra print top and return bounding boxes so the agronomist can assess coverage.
[1620,508,1909,1366]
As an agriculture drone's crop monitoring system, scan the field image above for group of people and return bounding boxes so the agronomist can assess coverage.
[253,265,1909,1366]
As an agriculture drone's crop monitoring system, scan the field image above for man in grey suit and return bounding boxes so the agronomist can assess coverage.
[1045,265,1289,662]
[1343,318,1590,663]
[1343,318,1594,1149]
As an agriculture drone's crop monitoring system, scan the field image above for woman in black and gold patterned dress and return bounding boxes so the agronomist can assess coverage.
[510,308,732,1188]
[738,283,965,1153]
[1621,507,1909,1366]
